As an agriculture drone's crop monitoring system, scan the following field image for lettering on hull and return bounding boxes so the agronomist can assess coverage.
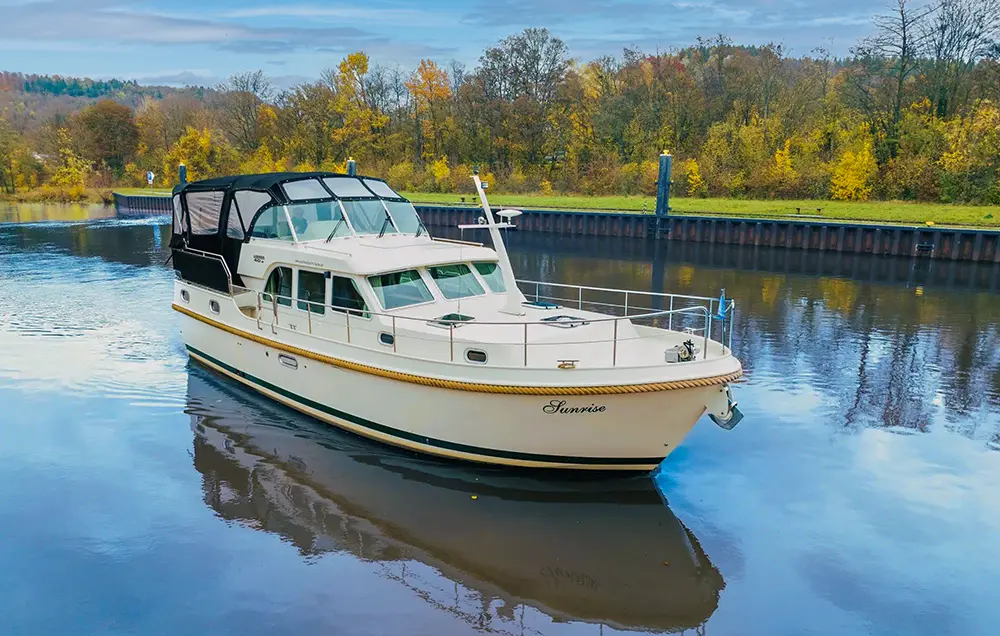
[543,400,607,414]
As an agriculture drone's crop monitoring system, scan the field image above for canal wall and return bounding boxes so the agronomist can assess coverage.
[113,193,1000,264]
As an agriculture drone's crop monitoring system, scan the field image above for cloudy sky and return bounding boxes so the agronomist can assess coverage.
[3,0,876,86]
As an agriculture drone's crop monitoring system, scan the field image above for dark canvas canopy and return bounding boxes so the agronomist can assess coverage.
[170,171,402,292]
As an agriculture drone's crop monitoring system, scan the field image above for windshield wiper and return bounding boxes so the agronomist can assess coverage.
[325,217,345,242]
[415,218,429,238]
[377,211,396,238]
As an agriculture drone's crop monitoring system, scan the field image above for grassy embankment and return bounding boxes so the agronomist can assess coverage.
[402,192,1000,228]
[105,187,1000,228]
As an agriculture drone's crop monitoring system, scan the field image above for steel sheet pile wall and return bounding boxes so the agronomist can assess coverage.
[111,194,1000,263]
[414,204,1000,263]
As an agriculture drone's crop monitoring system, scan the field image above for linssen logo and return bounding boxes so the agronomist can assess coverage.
[253,254,265,263]
[542,400,607,414]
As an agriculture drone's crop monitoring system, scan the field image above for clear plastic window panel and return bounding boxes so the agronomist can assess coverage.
[384,200,422,234]
[342,200,395,235]
[362,179,399,198]
[282,179,330,201]
[322,177,374,198]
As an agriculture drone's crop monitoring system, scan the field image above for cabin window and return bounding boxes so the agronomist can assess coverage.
[369,269,434,309]
[282,179,329,201]
[341,200,396,235]
[378,332,395,346]
[209,300,220,314]
[297,270,326,315]
[225,199,244,239]
[472,262,506,293]
[263,266,293,306]
[331,276,369,317]
[428,264,484,299]
[187,191,225,235]
[383,200,422,234]
[465,349,487,364]
[322,176,373,198]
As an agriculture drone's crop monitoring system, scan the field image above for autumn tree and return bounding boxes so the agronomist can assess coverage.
[218,70,273,153]
[73,99,139,174]
[406,60,451,162]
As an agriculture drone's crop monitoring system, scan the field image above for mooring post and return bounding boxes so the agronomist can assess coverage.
[654,151,672,238]
[346,157,356,176]
[178,163,187,184]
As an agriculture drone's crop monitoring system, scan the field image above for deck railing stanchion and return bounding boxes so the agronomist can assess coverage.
[306,300,312,334]
[668,296,674,331]
[449,324,454,361]
[392,316,397,353]
[345,308,351,343]
[624,291,629,317]
[578,287,583,310]
[523,323,528,366]
[256,293,262,330]
[535,282,540,302]
[704,309,709,359]
[612,319,618,366]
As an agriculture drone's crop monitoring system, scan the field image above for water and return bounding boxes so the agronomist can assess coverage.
[1,205,999,635]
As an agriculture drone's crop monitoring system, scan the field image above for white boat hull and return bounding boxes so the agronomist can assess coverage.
[178,308,733,471]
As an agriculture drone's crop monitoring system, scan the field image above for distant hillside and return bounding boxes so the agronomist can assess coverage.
[0,71,211,130]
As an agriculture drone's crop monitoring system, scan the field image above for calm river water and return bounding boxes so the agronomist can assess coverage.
[1,203,999,636]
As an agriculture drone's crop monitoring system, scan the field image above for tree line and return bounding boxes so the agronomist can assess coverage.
[1,0,999,204]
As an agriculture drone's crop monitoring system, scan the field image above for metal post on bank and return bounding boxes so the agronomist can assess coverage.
[178,163,188,184]
[346,157,357,176]
[654,151,672,238]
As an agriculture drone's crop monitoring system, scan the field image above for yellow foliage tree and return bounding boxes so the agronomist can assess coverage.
[430,155,450,191]
[683,158,707,197]
[829,140,877,201]
[163,127,239,185]
[406,60,451,162]
[765,139,798,194]
[48,129,90,191]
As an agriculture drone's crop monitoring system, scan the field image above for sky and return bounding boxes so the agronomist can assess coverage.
[1,0,877,87]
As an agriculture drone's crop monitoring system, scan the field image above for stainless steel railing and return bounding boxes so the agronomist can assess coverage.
[218,283,732,368]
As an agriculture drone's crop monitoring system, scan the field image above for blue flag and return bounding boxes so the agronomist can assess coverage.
[716,288,727,319]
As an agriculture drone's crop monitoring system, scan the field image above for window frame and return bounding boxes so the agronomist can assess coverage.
[262,265,294,307]
[428,263,487,300]
[367,268,436,311]
[296,269,328,315]
[330,275,371,319]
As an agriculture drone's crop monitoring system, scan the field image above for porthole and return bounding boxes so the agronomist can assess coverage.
[209,300,220,314]
[278,354,298,370]
[465,349,487,364]
[379,332,395,346]
[180,289,190,303]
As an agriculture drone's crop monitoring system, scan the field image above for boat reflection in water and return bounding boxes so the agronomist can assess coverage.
[186,366,725,633]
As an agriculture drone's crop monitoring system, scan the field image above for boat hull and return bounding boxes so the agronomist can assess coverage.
[179,310,729,471]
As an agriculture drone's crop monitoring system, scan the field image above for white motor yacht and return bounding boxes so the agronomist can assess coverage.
[169,170,743,471]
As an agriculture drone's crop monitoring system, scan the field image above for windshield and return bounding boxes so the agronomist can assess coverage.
[429,264,485,299]
[369,269,434,309]
[250,202,349,241]
[363,179,399,198]
[473,262,506,293]
[342,199,395,235]
[384,200,422,234]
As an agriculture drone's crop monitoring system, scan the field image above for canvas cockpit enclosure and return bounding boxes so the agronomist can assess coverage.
[170,171,406,293]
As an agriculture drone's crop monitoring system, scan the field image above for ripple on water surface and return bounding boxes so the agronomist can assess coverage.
[1,214,1000,636]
